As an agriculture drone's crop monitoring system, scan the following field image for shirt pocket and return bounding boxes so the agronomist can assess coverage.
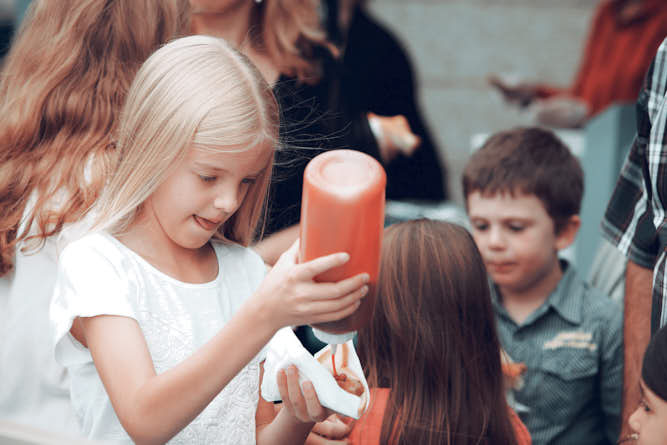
[533,350,599,423]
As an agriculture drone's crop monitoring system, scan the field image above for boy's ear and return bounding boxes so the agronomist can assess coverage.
[555,215,581,251]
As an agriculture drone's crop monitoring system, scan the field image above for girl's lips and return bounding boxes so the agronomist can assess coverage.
[194,215,219,231]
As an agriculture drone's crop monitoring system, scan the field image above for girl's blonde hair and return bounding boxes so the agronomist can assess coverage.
[0,0,190,276]
[92,35,279,245]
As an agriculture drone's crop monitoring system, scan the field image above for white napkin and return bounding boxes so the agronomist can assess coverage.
[261,327,370,419]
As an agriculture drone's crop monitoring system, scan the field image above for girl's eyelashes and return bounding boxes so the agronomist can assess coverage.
[198,173,256,185]
[639,398,651,413]
[199,174,217,183]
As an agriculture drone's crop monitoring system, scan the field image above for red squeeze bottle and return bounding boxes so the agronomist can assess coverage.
[299,149,386,334]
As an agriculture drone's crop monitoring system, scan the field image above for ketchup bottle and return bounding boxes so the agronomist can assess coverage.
[299,149,386,335]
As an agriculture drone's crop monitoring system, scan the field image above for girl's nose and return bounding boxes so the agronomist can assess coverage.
[213,185,240,213]
[628,407,641,435]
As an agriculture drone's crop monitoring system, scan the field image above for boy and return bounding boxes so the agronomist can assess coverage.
[462,127,622,445]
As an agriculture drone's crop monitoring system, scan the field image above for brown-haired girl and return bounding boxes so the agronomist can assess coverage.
[349,219,531,445]
[0,0,189,435]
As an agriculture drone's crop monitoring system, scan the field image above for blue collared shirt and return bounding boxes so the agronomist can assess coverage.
[492,261,623,445]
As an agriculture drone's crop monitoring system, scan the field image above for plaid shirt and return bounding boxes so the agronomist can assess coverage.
[601,37,667,332]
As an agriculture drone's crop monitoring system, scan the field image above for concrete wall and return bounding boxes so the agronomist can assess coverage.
[366,0,599,204]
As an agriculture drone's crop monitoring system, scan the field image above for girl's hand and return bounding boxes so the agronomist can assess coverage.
[254,240,370,330]
[277,365,330,424]
[368,112,421,162]
[307,414,355,444]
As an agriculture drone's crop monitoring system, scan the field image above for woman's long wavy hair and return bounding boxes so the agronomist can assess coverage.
[89,35,279,246]
[0,0,190,276]
[250,0,334,83]
[357,219,518,445]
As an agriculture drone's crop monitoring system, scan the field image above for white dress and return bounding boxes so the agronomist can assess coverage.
[50,232,267,444]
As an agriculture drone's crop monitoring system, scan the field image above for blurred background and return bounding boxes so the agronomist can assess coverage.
[365,0,598,205]
[0,0,648,277]
[0,0,599,206]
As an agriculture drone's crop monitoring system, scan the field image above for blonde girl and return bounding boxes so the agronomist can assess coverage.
[50,35,369,444]
[0,0,188,435]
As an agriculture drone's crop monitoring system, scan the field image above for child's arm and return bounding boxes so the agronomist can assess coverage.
[78,243,369,445]
[81,302,275,444]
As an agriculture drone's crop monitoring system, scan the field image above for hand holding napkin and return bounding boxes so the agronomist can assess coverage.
[261,327,370,419]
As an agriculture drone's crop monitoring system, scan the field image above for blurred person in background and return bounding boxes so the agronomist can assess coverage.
[489,0,667,128]
[322,0,447,202]
[0,0,189,435]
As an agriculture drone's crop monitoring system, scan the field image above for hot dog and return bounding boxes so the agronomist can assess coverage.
[316,343,369,417]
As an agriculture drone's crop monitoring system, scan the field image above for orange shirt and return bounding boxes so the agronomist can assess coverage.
[348,388,531,445]
[537,0,667,117]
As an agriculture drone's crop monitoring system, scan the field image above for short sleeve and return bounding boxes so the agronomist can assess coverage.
[241,247,269,362]
[245,248,270,361]
[50,235,139,368]
[213,242,269,362]
[245,247,268,294]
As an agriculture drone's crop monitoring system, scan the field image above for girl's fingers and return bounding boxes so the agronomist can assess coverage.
[276,368,293,412]
[286,366,308,421]
[307,297,363,325]
[301,272,369,302]
[311,414,354,439]
[280,367,328,423]
[302,381,327,423]
[295,252,350,280]
[311,285,368,315]
[323,273,370,299]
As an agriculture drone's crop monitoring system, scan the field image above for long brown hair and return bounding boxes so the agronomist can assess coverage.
[357,219,518,445]
[0,0,190,276]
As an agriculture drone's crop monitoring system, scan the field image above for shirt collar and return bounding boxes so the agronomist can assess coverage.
[490,259,585,326]
[543,260,584,325]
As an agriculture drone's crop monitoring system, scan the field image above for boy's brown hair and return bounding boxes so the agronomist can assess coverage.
[462,127,583,233]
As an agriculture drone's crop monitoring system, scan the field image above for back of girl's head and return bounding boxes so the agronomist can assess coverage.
[642,324,667,403]
[0,0,190,275]
[358,219,516,445]
[95,35,279,245]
